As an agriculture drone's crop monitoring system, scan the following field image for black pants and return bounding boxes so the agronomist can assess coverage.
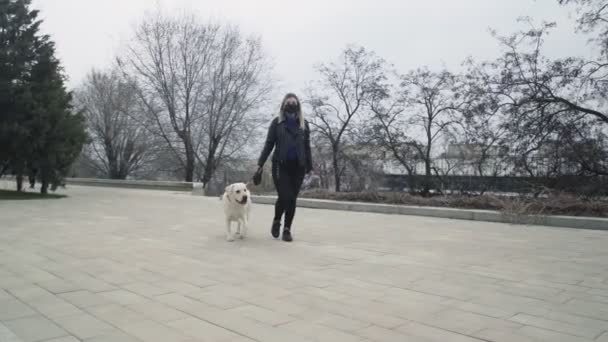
[272,160,305,229]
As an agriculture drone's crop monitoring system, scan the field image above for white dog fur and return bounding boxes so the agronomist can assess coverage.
[221,182,252,241]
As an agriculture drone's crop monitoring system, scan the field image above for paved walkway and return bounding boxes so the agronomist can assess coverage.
[1,186,608,342]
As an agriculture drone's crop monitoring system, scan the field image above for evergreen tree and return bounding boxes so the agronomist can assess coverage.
[0,0,87,193]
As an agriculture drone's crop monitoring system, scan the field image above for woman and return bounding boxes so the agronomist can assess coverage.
[256,93,313,242]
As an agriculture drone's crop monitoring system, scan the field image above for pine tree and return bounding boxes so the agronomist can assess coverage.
[0,0,87,193]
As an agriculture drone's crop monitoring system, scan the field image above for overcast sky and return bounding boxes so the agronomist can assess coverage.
[32,0,591,94]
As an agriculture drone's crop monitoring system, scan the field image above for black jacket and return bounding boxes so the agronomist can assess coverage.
[258,117,313,172]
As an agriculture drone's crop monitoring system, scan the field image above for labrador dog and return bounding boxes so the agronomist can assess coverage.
[221,182,252,241]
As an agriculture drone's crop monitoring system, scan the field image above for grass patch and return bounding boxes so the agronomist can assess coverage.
[0,189,66,200]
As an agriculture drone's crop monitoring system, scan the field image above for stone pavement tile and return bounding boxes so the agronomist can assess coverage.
[321,284,385,302]
[524,278,592,293]
[569,292,608,305]
[16,268,58,283]
[126,301,190,323]
[509,313,602,339]
[498,285,572,304]
[176,275,218,289]
[355,325,428,342]
[8,286,53,301]
[406,280,477,301]
[63,275,116,293]
[87,304,147,327]
[517,325,596,342]
[223,336,258,342]
[120,282,171,298]
[0,322,21,342]
[334,290,444,323]
[416,309,523,336]
[4,315,67,342]
[119,319,193,342]
[295,310,371,332]
[473,328,546,342]
[244,296,309,316]
[193,284,270,302]
[59,290,113,309]
[155,293,220,317]
[287,292,406,329]
[380,286,449,305]
[442,299,515,319]
[95,273,138,286]
[280,320,366,342]
[597,331,608,342]
[98,289,149,306]
[0,298,36,321]
[466,292,550,317]
[579,279,608,290]
[153,281,203,295]
[43,336,82,342]
[52,313,118,340]
[183,307,314,342]
[84,332,142,342]
[167,317,245,341]
[36,279,82,295]
[541,310,608,331]
[589,288,608,297]
[562,299,608,320]
[130,271,167,284]
[0,289,12,301]
[0,276,32,291]
[24,295,83,319]
[396,321,486,342]
[226,305,294,326]
[297,286,354,302]
[186,290,246,309]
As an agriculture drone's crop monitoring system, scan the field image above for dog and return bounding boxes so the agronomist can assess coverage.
[221,182,252,242]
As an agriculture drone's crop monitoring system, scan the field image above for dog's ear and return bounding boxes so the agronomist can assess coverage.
[224,184,233,194]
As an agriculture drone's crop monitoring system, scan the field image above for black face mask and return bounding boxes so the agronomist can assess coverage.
[284,103,298,113]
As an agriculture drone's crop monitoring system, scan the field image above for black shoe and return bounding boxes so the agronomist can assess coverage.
[282,228,293,242]
[271,220,281,238]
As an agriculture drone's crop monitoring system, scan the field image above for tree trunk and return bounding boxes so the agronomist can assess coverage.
[182,135,195,182]
[40,179,49,194]
[28,169,36,188]
[332,146,341,192]
[16,174,23,192]
[422,155,432,195]
[201,144,219,186]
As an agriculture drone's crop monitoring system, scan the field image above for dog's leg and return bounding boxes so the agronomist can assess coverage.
[226,219,234,242]
[235,220,242,239]
[240,217,247,239]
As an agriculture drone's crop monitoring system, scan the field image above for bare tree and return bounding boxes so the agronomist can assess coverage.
[369,86,421,193]
[468,18,608,178]
[370,68,469,194]
[120,12,217,182]
[194,28,271,186]
[121,11,271,184]
[307,45,386,192]
[75,68,155,179]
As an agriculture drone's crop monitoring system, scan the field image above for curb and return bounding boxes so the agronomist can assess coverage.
[66,178,192,192]
[252,195,608,231]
